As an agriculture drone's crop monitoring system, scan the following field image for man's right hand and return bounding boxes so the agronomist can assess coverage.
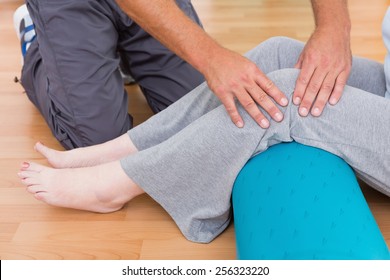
[205,48,289,128]
[115,0,288,128]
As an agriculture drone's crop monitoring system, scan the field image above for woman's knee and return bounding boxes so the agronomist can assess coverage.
[247,37,304,71]
[266,68,300,101]
[247,37,292,59]
[262,36,298,48]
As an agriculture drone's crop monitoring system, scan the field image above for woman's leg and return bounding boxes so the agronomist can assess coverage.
[19,69,389,243]
[34,37,296,166]
[127,37,302,151]
[246,37,387,97]
[36,37,386,168]
[18,160,144,213]
[34,134,137,169]
[119,70,390,243]
[127,37,387,151]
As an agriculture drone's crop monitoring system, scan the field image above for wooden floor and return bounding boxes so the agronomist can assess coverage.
[0,0,389,260]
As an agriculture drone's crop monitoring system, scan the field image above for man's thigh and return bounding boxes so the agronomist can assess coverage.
[23,0,131,148]
[115,0,205,112]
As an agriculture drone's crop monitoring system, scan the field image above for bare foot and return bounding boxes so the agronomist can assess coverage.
[17,161,144,213]
[34,142,93,169]
[35,134,138,169]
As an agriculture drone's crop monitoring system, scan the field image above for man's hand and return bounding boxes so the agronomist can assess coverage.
[293,28,352,117]
[205,48,289,128]
[116,0,289,128]
[294,0,352,117]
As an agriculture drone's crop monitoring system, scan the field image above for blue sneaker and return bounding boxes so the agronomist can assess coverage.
[13,4,36,60]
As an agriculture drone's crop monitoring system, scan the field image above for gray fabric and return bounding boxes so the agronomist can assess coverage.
[120,38,390,243]
[21,0,204,149]
[129,37,386,151]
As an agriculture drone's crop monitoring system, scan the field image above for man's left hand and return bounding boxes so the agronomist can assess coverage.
[293,28,352,117]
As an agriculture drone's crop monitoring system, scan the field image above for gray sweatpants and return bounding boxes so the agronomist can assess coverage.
[21,0,204,149]
[120,37,390,243]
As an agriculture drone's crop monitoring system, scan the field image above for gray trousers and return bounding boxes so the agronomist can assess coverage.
[120,37,390,243]
[21,0,204,149]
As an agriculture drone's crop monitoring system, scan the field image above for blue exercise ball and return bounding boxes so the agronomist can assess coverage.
[232,142,390,260]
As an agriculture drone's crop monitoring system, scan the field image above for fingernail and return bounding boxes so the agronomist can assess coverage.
[312,107,321,116]
[293,97,301,105]
[281,97,288,106]
[260,119,270,128]
[274,112,283,122]
[236,121,244,128]
[21,162,30,168]
[329,97,338,105]
[299,107,308,116]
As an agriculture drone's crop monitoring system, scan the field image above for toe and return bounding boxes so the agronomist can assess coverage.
[34,192,47,201]
[34,142,48,155]
[18,170,37,179]
[22,161,46,172]
[21,176,41,187]
[26,185,41,194]
[26,182,49,194]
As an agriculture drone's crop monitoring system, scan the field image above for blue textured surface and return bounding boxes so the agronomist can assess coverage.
[232,142,390,260]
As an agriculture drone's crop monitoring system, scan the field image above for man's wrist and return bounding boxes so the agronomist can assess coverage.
[311,0,351,36]
[191,41,229,78]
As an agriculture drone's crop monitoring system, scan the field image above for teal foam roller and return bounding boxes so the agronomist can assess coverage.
[232,142,390,260]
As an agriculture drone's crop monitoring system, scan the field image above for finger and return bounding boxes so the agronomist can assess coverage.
[329,71,349,105]
[221,95,244,128]
[255,74,288,107]
[298,69,327,117]
[246,85,284,123]
[310,73,337,117]
[235,90,270,128]
[293,62,316,106]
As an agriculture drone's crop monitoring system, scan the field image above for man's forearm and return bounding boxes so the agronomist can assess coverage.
[115,0,224,77]
[311,0,351,34]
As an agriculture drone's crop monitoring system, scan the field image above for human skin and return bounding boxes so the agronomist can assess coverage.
[115,0,351,125]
